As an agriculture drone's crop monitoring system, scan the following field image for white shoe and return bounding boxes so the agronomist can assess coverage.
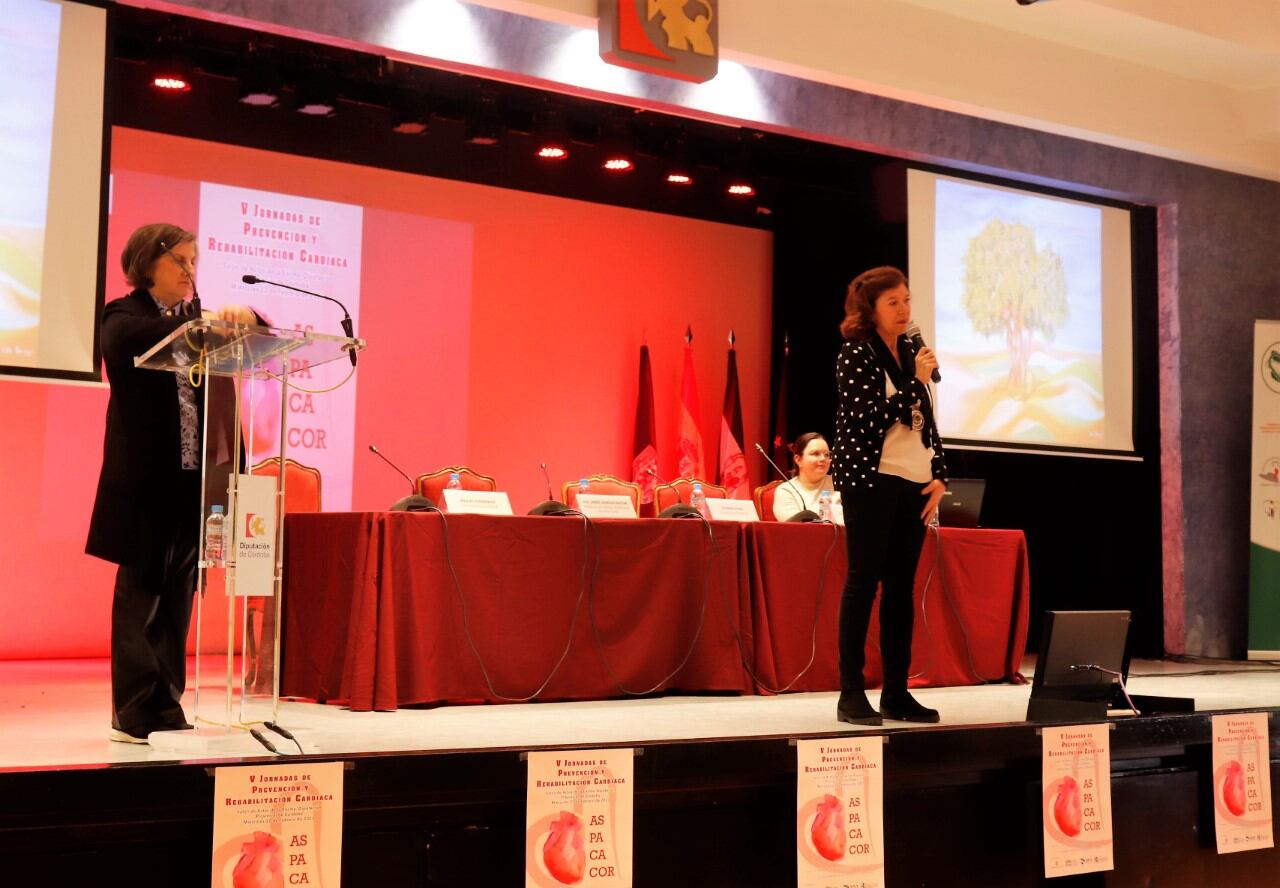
[109,727,149,744]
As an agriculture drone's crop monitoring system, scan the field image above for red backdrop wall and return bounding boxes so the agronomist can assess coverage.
[0,128,773,658]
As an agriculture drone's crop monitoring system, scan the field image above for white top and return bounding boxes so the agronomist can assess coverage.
[878,374,934,483]
[772,475,838,521]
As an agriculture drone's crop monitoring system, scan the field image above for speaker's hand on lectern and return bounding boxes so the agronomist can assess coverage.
[202,305,257,325]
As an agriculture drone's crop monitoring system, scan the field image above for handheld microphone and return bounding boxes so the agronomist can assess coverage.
[905,322,941,383]
[243,274,357,367]
[368,444,434,511]
[755,443,820,523]
[648,466,699,518]
[529,461,573,516]
[159,240,201,317]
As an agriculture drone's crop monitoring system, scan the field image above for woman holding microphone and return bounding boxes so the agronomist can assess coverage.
[831,266,946,725]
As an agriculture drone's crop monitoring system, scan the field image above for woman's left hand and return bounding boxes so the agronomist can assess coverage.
[920,479,946,524]
[216,304,257,325]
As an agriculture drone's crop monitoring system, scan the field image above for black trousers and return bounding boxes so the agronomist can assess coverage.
[111,516,198,733]
[838,473,928,696]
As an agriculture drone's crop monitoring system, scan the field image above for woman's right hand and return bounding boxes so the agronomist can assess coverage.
[914,346,939,386]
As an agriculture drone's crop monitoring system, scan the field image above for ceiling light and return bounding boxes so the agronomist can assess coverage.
[465,95,503,145]
[534,109,570,161]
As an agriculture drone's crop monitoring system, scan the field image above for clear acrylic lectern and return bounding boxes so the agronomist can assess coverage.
[133,318,364,752]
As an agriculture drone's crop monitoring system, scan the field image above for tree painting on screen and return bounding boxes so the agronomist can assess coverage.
[961,219,1069,394]
[932,177,1105,448]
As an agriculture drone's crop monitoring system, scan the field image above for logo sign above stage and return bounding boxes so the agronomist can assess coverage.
[795,737,885,887]
[1211,712,1274,854]
[526,748,634,887]
[1041,724,1113,877]
[599,0,719,83]
[211,761,343,888]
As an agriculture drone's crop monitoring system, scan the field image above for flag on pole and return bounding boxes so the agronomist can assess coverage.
[770,331,790,473]
[631,343,658,516]
[718,330,750,498]
[677,326,705,480]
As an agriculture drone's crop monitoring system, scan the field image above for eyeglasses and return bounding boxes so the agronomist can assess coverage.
[804,451,833,460]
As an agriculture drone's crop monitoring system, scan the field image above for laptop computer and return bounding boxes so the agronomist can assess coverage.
[938,478,985,528]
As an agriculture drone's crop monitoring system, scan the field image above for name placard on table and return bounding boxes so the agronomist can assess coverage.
[575,494,638,519]
[442,488,515,516]
[705,499,759,522]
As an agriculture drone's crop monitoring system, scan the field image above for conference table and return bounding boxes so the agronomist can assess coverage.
[281,513,1029,711]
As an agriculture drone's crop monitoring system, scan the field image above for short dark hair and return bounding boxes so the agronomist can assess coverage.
[839,266,908,340]
[120,223,195,289]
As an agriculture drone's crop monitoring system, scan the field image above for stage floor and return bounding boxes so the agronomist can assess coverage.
[2,657,1277,771]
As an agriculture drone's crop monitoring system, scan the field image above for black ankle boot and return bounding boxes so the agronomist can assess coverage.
[879,690,939,723]
[837,691,883,726]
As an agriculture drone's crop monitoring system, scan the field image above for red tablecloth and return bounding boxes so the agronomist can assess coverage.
[281,512,752,711]
[745,524,1030,693]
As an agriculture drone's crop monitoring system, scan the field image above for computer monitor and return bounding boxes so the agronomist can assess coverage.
[938,478,985,528]
[1026,610,1131,722]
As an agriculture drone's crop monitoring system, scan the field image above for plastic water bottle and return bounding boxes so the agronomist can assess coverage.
[817,490,832,522]
[690,483,708,518]
[578,478,590,500]
[204,504,225,566]
[446,472,461,490]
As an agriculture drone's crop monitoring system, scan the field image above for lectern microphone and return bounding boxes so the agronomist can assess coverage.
[754,443,819,523]
[368,444,434,511]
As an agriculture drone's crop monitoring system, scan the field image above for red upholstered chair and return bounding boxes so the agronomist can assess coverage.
[561,474,642,513]
[415,466,498,504]
[754,480,783,522]
[250,456,322,513]
[655,478,728,513]
[246,457,321,691]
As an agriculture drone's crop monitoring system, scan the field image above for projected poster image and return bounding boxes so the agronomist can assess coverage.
[198,183,363,510]
[0,0,61,366]
[934,178,1105,448]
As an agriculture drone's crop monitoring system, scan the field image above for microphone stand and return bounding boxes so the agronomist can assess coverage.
[529,462,574,515]
[243,274,357,366]
[754,443,820,522]
[650,467,699,519]
[368,444,434,511]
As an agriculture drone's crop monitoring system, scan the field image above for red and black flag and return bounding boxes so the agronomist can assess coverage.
[770,332,790,474]
[718,331,750,499]
[631,343,658,515]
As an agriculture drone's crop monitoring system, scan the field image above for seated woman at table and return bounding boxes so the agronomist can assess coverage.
[772,432,839,522]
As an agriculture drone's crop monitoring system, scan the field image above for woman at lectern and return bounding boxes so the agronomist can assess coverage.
[772,432,838,521]
[85,222,256,744]
[831,265,947,726]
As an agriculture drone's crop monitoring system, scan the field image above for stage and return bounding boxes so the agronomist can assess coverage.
[1,656,1277,885]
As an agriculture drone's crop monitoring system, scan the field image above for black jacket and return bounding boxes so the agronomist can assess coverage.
[85,289,241,566]
[831,335,946,494]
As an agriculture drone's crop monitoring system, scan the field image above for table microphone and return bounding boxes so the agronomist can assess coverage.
[243,274,357,367]
[368,444,434,511]
[648,467,699,518]
[529,461,574,515]
[754,443,820,523]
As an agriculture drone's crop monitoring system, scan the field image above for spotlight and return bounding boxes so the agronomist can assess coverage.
[238,51,282,107]
[149,50,193,93]
[534,109,570,161]
[726,179,755,197]
[664,135,695,186]
[465,94,503,146]
[600,120,634,173]
[389,89,430,135]
[295,67,338,117]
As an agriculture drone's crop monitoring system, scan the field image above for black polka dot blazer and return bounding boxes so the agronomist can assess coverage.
[831,336,947,494]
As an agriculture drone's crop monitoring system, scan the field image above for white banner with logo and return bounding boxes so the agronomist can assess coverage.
[1249,320,1280,657]
[232,473,277,598]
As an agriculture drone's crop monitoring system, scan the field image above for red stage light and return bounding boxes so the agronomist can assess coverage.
[152,75,191,92]
[666,172,693,185]
[537,146,568,160]
[727,182,755,197]
[603,157,633,172]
